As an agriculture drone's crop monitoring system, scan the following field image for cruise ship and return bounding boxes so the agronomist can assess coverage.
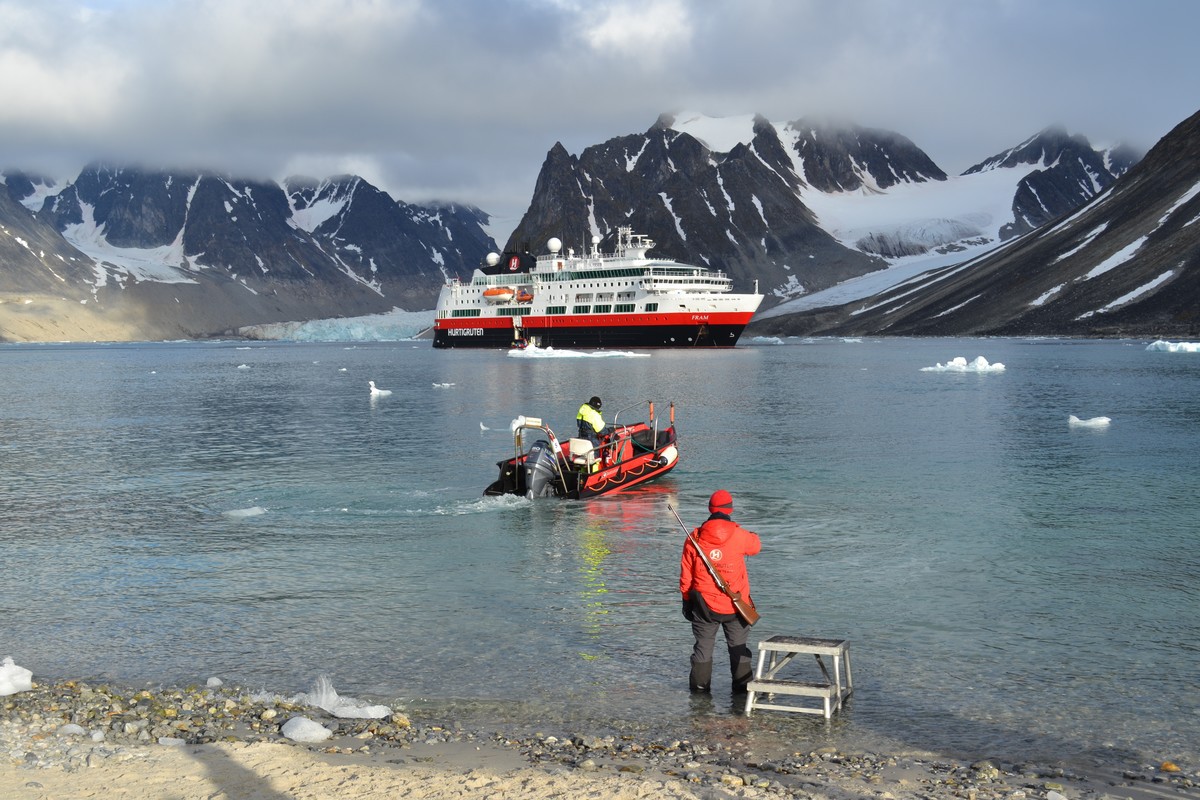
[432,226,763,349]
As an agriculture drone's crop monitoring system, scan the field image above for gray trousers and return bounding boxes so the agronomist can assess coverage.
[689,617,752,691]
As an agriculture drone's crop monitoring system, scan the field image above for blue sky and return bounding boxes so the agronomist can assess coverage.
[2,0,1197,237]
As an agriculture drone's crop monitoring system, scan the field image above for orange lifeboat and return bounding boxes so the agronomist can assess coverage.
[516,289,534,303]
[483,287,515,304]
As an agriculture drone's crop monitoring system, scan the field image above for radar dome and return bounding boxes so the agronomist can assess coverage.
[485,252,500,266]
[547,237,562,253]
[592,235,601,245]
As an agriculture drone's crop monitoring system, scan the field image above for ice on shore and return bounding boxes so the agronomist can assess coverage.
[1,656,33,696]
[290,674,392,719]
[1069,415,1112,428]
[921,355,1006,373]
[281,716,333,743]
[1146,340,1200,353]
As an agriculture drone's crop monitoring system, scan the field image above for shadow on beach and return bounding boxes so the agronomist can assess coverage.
[186,745,295,800]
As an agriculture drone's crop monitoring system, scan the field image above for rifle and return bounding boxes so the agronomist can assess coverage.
[668,503,760,626]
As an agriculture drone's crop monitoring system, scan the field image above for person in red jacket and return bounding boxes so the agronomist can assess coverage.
[679,489,761,694]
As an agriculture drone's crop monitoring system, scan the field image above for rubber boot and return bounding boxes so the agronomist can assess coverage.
[689,660,712,693]
[730,647,753,694]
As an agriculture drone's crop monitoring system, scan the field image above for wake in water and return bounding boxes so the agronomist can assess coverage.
[507,344,649,359]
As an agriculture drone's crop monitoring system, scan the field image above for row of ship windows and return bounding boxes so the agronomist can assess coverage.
[450,303,657,318]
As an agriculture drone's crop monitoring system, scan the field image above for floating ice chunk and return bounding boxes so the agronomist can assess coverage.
[510,416,525,432]
[921,355,1005,373]
[1146,340,1200,353]
[432,382,455,388]
[237,364,250,369]
[1069,415,1111,428]
[281,717,333,742]
[223,506,266,518]
[0,657,33,696]
[368,380,392,397]
[480,422,490,431]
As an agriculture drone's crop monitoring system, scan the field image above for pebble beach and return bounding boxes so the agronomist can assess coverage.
[3,678,1194,800]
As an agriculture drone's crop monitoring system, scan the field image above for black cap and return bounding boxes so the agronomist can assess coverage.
[589,396,602,409]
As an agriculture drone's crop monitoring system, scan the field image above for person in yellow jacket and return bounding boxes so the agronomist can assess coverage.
[576,396,606,446]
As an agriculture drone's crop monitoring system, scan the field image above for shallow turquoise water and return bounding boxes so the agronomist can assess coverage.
[1,337,1196,769]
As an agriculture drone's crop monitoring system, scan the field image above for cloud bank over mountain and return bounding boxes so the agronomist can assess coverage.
[1,0,1196,236]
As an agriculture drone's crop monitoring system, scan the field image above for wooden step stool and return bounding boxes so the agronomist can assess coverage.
[744,635,853,718]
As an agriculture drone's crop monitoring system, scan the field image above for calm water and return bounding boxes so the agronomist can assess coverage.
[2,337,1197,772]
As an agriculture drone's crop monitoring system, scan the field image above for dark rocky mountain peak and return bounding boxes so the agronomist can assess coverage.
[963,126,1134,239]
[2,170,60,206]
[2,163,497,341]
[507,115,882,306]
[753,107,1200,339]
[784,117,947,192]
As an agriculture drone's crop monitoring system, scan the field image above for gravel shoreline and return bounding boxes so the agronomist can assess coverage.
[3,679,1195,799]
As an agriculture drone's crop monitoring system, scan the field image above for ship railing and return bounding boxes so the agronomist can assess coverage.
[642,279,732,292]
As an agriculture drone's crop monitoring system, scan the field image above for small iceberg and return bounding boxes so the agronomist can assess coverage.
[921,356,1006,373]
[223,506,267,518]
[368,380,393,397]
[1069,415,1112,428]
[1146,340,1200,353]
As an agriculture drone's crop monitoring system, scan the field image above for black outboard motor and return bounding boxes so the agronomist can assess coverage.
[523,439,561,498]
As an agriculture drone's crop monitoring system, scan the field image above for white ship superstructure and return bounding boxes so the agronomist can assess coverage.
[433,226,762,348]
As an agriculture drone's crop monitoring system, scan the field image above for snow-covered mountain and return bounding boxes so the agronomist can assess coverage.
[0,110,1157,342]
[751,108,1200,338]
[0,166,495,341]
[506,112,1134,312]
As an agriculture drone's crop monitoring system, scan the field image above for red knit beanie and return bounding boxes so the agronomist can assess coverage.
[708,489,733,513]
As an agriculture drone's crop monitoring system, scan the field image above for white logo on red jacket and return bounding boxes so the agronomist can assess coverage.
[709,548,723,561]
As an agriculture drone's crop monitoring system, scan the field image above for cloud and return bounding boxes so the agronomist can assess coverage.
[1,0,1197,236]
[579,0,693,65]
